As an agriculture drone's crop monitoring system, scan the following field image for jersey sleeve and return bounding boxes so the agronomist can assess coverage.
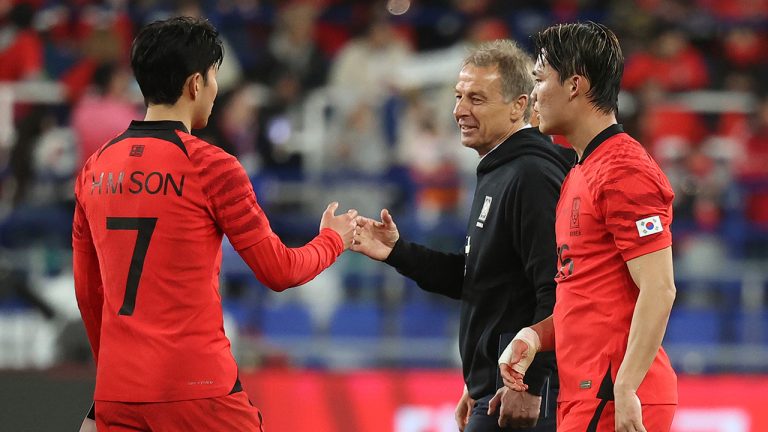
[72,175,104,363]
[595,149,675,261]
[193,142,344,290]
[197,147,273,250]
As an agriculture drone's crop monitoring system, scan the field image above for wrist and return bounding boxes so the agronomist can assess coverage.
[613,381,637,395]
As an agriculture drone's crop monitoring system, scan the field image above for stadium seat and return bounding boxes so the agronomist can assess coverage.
[733,311,768,345]
[664,307,721,345]
[260,302,314,339]
[396,300,452,339]
[328,303,383,338]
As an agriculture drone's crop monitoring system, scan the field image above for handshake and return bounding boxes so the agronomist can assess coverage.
[321,205,400,261]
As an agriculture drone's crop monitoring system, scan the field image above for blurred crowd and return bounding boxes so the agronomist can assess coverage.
[0,0,767,370]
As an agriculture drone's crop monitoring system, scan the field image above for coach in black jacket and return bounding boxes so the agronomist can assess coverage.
[352,40,572,431]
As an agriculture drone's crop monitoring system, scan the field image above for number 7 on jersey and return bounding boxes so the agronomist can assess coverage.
[106,217,158,316]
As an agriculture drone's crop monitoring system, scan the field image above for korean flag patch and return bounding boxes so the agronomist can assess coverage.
[636,216,663,237]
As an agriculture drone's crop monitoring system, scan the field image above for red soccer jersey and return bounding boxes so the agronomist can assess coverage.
[553,125,678,404]
[73,120,342,402]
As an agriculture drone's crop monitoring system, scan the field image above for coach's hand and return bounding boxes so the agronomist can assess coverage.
[614,385,646,432]
[79,418,97,432]
[351,209,399,261]
[454,385,475,431]
[320,202,358,250]
[488,387,540,429]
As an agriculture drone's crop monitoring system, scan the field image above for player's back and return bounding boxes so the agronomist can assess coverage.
[76,120,240,402]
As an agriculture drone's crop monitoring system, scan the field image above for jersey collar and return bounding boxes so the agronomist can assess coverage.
[129,120,189,134]
[577,124,624,165]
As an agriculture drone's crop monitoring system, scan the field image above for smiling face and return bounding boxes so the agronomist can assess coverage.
[530,56,574,136]
[453,64,518,156]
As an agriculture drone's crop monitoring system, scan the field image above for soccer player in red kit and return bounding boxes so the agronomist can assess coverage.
[496,22,678,432]
[73,17,357,431]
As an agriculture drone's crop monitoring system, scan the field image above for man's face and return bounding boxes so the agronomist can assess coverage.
[192,66,219,129]
[530,57,571,135]
[453,64,516,156]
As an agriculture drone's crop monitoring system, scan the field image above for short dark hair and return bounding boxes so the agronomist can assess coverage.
[463,39,534,121]
[532,22,623,115]
[131,16,224,106]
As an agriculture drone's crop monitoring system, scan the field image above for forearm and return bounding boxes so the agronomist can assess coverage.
[73,247,104,363]
[615,286,675,391]
[530,315,556,352]
[618,247,676,392]
[239,228,343,291]
[385,239,464,299]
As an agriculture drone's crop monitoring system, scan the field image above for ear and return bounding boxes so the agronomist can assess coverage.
[509,94,528,122]
[569,75,590,101]
[186,73,202,101]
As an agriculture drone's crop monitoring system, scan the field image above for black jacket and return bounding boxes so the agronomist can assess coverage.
[386,127,573,399]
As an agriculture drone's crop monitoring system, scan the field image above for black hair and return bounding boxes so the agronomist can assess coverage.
[532,22,623,115]
[130,16,224,106]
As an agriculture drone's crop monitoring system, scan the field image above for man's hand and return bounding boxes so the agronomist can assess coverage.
[79,418,97,432]
[350,208,399,261]
[614,385,646,432]
[488,387,541,429]
[319,202,358,250]
[454,385,475,432]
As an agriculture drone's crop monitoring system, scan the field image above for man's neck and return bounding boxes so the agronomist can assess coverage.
[480,118,527,158]
[565,113,617,160]
[144,104,193,133]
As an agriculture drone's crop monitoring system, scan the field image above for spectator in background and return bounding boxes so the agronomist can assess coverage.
[329,13,410,108]
[735,95,768,224]
[0,2,43,81]
[263,2,327,95]
[71,62,141,169]
[623,23,709,92]
[353,40,570,431]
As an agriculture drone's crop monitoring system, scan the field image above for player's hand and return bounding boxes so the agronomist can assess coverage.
[350,209,399,261]
[319,202,358,250]
[488,387,541,429]
[79,417,97,432]
[454,385,475,431]
[499,340,531,392]
[614,385,646,432]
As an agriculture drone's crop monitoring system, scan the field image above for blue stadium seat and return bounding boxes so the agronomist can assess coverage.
[733,311,768,345]
[663,307,721,345]
[328,303,383,338]
[260,302,314,339]
[396,301,452,339]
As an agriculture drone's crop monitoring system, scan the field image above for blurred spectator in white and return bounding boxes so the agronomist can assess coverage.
[397,18,509,90]
[0,2,43,82]
[71,62,141,170]
[329,13,411,109]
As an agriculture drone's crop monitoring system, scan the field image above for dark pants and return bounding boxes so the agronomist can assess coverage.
[466,386,558,432]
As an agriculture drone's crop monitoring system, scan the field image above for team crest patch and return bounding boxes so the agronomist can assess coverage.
[636,216,663,237]
[130,145,145,157]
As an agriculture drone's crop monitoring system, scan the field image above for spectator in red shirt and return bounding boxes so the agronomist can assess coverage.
[623,24,709,92]
[0,3,43,81]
